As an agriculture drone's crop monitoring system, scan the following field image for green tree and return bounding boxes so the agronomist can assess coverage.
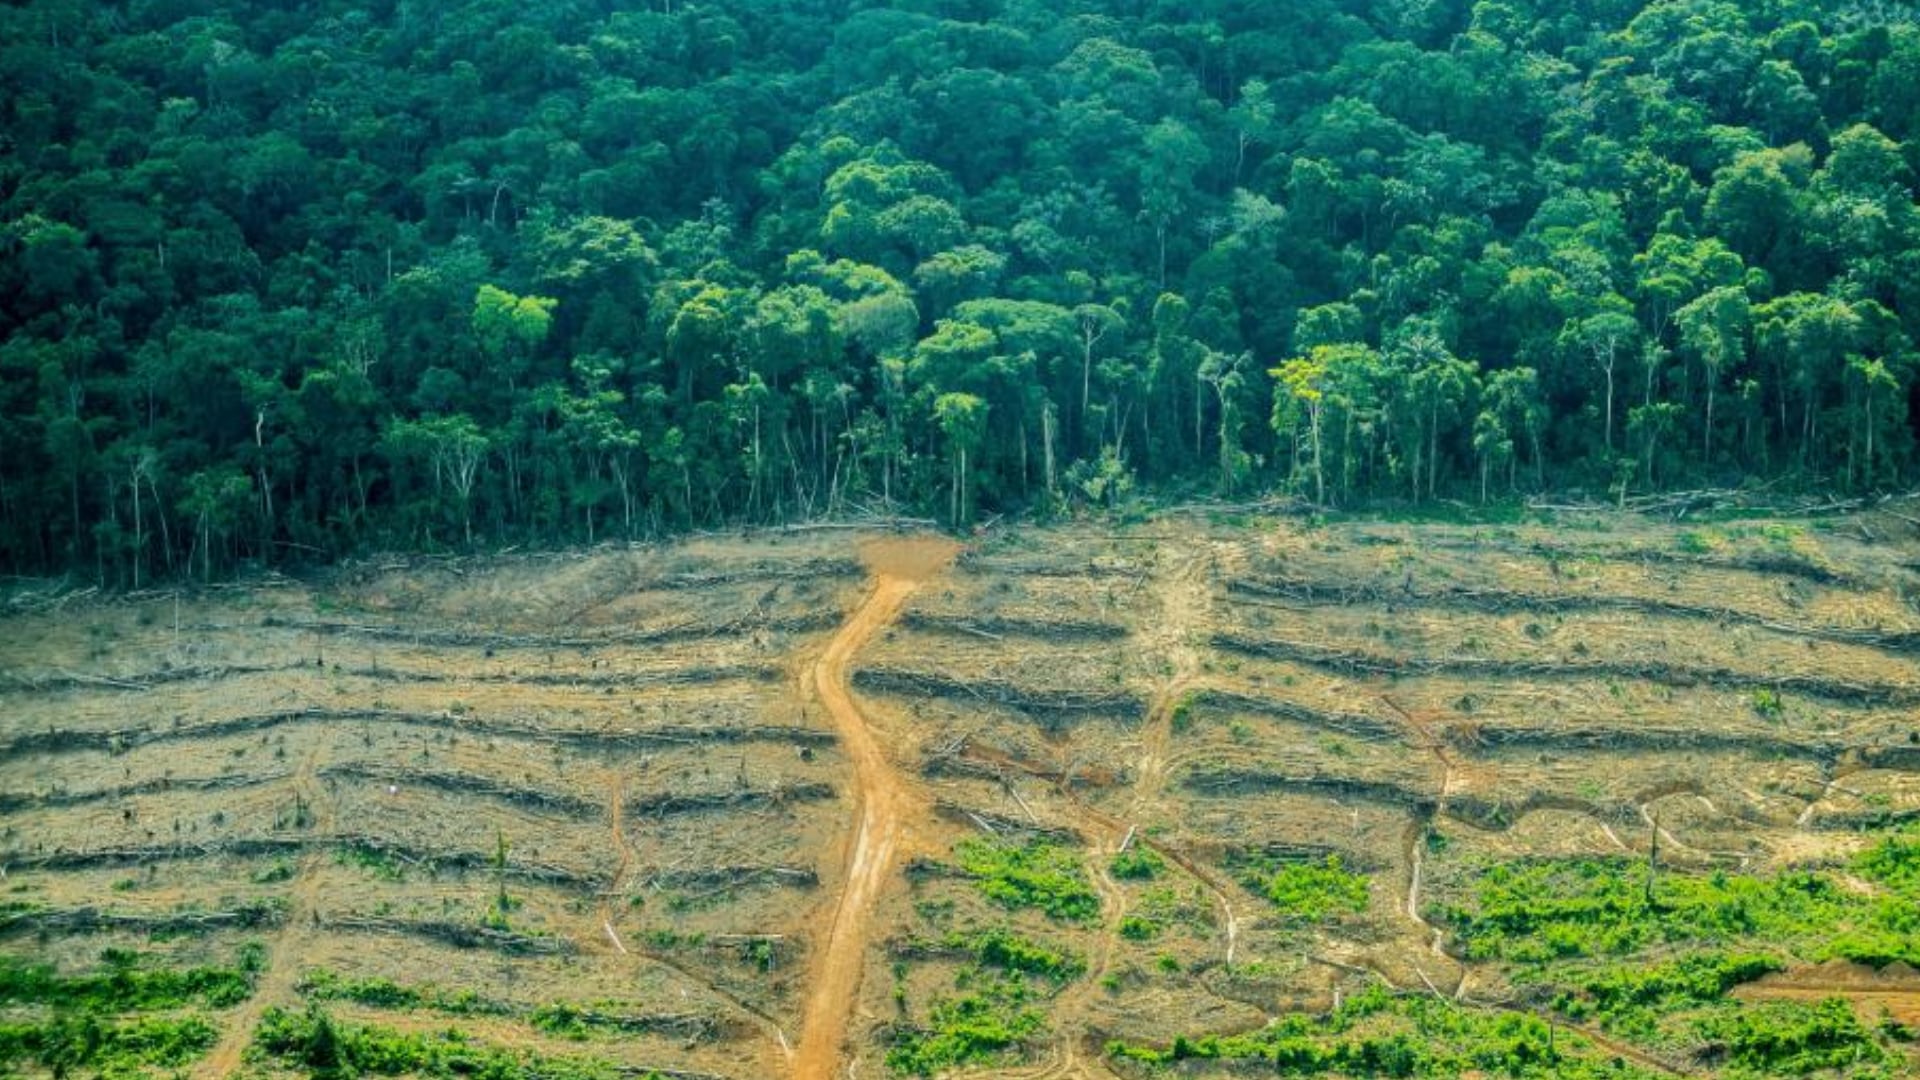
[1676,286,1750,460]
[933,393,987,527]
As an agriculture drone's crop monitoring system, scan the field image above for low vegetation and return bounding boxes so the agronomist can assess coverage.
[954,839,1100,923]
[299,969,510,1017]
[885,972,1048,1077]
[254,1006,647,1080]
[1238,854,1371,920]
[0,948,258,1012]
[0,947,258,1077]
[1108,984,1658,1077]
[0,1014,221,1076]
[1442,853,1920,968]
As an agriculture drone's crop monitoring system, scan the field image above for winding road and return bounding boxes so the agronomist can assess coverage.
[792,537,958,1080]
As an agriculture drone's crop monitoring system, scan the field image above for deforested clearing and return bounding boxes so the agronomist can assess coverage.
[6,510,1920,1079]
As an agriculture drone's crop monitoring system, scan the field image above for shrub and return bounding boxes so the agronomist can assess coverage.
[1109,846,1165,881]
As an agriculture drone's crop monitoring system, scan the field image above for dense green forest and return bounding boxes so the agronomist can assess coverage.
[4,0,1920,580]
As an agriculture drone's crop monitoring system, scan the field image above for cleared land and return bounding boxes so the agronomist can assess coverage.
[4,511,1920,1079]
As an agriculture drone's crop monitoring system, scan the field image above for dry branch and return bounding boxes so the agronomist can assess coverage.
[642,865,818,891]
[0,903,285,938]
[933,800,1081,843]
[3,838,308,871]
[898,612,1128,642]
[2,834,605,890]
[1227,574,1920,656]
[1444,794,1640,834]
[1211,633,1919,706]
[1,662,303,695]
[1184,688,1404,742]
[263,611,839,650]
[1180,767,1436,811]
[320,763,599,818]
[328,914,575,955]
[1,708,837,760]
[626,782,834,820]
[0,771,290,813]
[853,668,1146,722]
[567,1010,722,1041]
[953,556,1144,579]
[1445,721,1833,760]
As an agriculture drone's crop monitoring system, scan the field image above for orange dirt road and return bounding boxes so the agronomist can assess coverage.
[792,537,958,1080]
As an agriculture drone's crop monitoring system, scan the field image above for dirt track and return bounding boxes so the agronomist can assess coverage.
[194,748,333,1080]
[792,537,958,1080]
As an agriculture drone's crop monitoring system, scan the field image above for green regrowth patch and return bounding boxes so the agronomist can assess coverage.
[1697,998,1891,1074]
[0,950,255,1011]
[951,928,1084,982]
[1238,854,1370,920]
[1550,951,1784,1042]
[1106,984,1659,1077]
[255,1006,641,1080]
[1443,858,1920,967]
[1109,845,1165,881]
[954,839,1099,922]
[1857,826,1920,898]
[884,972,1048,1076]
[337,841,408,882]
[299,968,509,1016]
[0,1014,219,1075]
